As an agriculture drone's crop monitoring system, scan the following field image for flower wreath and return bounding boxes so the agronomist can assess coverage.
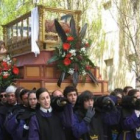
[48,16,98,87]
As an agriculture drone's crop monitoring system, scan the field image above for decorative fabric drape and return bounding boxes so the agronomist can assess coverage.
[31,7,40,57]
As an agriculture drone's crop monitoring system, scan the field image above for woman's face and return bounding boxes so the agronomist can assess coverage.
[28,93,37,108]
[1,44,5,48]
[84,99,94,109]
[134,91,140,99]
[38,92,51,109]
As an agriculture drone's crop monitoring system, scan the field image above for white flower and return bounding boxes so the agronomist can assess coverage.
[68,68,74,75]
[3,55,11,62]
[82,39,88,44]
[3,58,7,62]
[82,39,86,43]
[3,71,9,76]
[6,55,10,61]
[69,49,76,56]
[7,60,11,65]
[82,70,86,76]
[80,47,86,53]
[62,52,66,57]
[70,57,73,60]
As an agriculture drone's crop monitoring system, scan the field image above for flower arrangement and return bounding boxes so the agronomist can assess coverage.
[0,55,19,88]
[48,16,97,87]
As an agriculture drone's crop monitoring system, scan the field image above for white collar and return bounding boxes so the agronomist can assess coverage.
[14,102,17,105]
[135,110,140,117]
[40,106,52,113]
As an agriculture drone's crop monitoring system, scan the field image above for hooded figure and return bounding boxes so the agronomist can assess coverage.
[118,93,140,140]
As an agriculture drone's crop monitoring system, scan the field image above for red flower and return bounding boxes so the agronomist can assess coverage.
[63,58,71,66]
[63,43,70,50]
[8,64,12,69]
[85,65,91,70]
[3,74,9,79]
[85,43,89,47]
[67,36,74,41]
[65,28,70,33]
[66,53,72,58]
[12,58,17,62]
[1,62,8,70]
[12,67,19,75]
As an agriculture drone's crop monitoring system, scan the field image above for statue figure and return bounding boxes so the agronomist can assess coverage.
[0,41,7,61]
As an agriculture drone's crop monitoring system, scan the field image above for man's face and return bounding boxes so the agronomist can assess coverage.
[135,91,140,99]
[7,93,17,105]
[67,91,77,106]
[0,92,7,104]
[21,93,29,107]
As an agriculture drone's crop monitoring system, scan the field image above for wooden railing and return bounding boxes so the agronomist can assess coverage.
[3,5,81,56]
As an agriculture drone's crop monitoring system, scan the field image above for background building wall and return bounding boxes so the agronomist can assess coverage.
[92,0,136,91]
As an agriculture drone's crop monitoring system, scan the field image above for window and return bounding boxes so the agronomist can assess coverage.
[105,58,113,66]
[104,58,113,90]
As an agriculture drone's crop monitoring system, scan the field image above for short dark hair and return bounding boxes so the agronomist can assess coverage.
[78,90,94,103]
[112,88,124,97]
[75,90,94,110]
[123,86,133,93]
[63,86,78,97]
[15,87,24,99]
[36,88,49,100]
[28,90,36,97]
[128,89,139,97]
[114,88,123,93]
[20,89,29,100]
[0,88,6,94]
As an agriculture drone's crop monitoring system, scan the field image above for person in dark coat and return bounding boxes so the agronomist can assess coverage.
[72,90,98,140]
[63,86,78,107]
[15,86,24,104]
[4,90,37,140]
[0,85,17,140]
[118,89,140,140]
[123,86,133,96]
[72,91,121,140]
[62,85,78,140]
[95,95,121,140]
[28,87,73,140]
[109,89,124,140]
[0,88,7,106]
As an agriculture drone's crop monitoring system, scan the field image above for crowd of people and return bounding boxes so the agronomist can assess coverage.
[0,85,139,140]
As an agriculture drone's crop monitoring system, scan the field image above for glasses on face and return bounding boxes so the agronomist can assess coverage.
[0,94,7,98]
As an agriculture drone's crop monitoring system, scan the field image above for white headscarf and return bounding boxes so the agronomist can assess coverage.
[6,85,17,94]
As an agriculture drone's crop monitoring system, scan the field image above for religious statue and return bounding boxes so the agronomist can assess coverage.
[0,41,7,61]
